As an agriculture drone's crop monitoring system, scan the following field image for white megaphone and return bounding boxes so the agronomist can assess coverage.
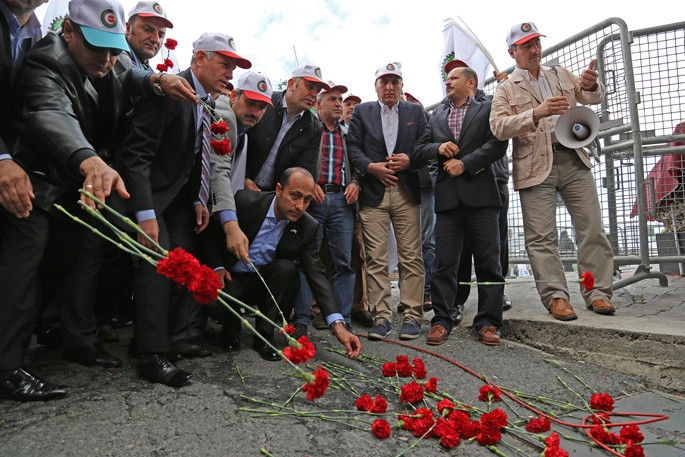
[555,106,601,162]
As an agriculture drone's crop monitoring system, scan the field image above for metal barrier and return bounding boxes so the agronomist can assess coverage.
[478,18,685,289]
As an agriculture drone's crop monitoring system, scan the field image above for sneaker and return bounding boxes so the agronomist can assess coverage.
[398,317,420,340]
[368,318,391,340]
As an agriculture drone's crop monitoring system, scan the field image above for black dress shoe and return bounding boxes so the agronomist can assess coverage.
[0,368,69,402]
[222,334,241,352]
[351,309,374,328]
[253,340,280,361]
[503,294,513,311]
[35,324,61,347]
[451,303,464,325]
[139,354,192,387]
[291,323,308,340]
[63,344,122,368]
[170,339,212,358]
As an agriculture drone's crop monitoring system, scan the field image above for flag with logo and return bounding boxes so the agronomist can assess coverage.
[440,17,496,94]
[41,0,70,35]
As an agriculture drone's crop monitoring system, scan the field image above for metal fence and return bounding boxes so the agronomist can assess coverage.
[479,18,685,288]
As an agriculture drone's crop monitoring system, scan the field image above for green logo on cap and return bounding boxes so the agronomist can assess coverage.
[314,67,322,78]
[152,3,163,14]
[228,38,236,51]
[521,23,532,32]
[257,80,267,93]
[101,9,117,28]
[386,63,395,71]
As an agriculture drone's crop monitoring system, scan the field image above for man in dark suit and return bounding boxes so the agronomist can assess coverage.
[245,64,327,191]
[416,66,508,346]
[118,31,251,387]
[198,167,361,361]
[0,0,133,401]
[346,62,431,341]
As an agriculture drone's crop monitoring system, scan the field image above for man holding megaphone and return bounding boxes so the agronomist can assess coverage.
[490,22,616,321]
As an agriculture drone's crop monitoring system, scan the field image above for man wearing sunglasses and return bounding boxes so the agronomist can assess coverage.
[0,0,149,402]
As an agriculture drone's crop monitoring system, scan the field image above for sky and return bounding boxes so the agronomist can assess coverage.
[36,0,674,107]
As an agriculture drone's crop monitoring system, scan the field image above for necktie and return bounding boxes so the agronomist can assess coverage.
[198,95,215,206]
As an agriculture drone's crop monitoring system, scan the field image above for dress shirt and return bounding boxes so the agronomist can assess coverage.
[379,101,399,155]
[218,127,248,225]
[319,123,345,186]
[448,96,473,141]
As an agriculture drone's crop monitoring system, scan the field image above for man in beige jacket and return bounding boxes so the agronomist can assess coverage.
[490,22,615,321]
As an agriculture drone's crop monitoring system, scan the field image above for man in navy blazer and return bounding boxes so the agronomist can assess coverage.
[416,66,508,346]
[346,62,432,341]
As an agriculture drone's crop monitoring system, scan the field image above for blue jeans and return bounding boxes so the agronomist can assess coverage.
[293,192,355,324]
[420,186,436,294]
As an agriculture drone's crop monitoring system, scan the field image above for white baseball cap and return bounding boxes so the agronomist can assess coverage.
[291,64,330,90]
[236,71,274,105]
[192,32,251,69]
[68,0,130,51]
[375,62,403,80]
[506,22,545,47]
[128,1,173,28]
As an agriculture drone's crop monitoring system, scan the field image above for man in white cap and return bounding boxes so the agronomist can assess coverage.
[346,62,432,341]
[290,82,361,338]
[490,22,615,321]
[246,63,329,192]
[0,0,137,401]
[117,31,251,387]
[125,0,173,70]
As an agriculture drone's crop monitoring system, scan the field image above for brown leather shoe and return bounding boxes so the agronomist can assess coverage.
[477,326,501,346]
[423,293,433,312]
[588,299,616,315]
[549,298,578,321]
[426,325,449,345]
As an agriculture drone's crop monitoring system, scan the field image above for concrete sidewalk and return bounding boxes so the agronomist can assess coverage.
[452,268,685,391]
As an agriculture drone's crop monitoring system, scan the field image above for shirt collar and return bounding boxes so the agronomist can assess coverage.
[450,95,473,110]
[190,69,209,99]
[378,100,399,113]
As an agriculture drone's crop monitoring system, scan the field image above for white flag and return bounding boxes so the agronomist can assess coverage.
[440,18,494,93]
[42,0,70,35]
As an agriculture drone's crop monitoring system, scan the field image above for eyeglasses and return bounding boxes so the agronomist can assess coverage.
[71,22,123,56]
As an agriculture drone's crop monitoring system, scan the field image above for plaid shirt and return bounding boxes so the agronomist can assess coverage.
[319,124,345,186]
[448,96,473,140]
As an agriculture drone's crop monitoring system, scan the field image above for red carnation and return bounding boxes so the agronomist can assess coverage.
[624,444,645,457]
[408,408,434,437]
[424,377,438,393]
[478,384,502,403]
[580,271,595,291]
[164,38,177,50]
[355,394,373,412]
[156,63,168,72]
[371,419,391,439]
[186,264,221,304]
[437,398,456,414]
[544,447,569,457]
[590,392,615,411]
[301,366,329,401]
[412,357,427,379]
[210,120,229,135]
[157,247,200,285]
[590,424,622,445]
[399,381,424,404]
[544,431,561,448]
[283,335,315,364]
[525,414,551,432]
[434,418,460,448]
[210,138,232,156]
[620,424,644,444]
[163,58,174,69]
[371,395,388,414]
[481,408,508,429]
[381,362,397,377]
[460,419,481,439]
[280,324,295,335]
[396,360,413,377]
[396,355,409,364]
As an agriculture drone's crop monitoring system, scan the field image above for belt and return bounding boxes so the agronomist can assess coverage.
[322,183,344,193]
[552,142,573,153]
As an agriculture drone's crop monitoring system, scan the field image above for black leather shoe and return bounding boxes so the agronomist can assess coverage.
[222,335,241,352]
[253,340,280,362]
[35,324,61,347]
[503,294,513,311]
[139,354,192,387]
[63,344,122,368]
[351,309,373,328]
[451,303,464,325]
[291,323,308,340]
[0,368,69,402]
[170,339,212,358]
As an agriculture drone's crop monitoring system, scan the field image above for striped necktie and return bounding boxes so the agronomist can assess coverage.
[198,95,215,205]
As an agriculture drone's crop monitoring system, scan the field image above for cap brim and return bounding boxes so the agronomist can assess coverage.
[216,51,252,69]
[81,26,130,51]
[324,84,348,94]
[514,33,544,45]
[444,59,468,74]
[344,95,361,103]
[243,90,273,106]
[375,71,402,80]
[301,76,330,91]
[133,13,173,29]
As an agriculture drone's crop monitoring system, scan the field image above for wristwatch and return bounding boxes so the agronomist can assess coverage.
[152,72,165,96]
[329,319,345,330]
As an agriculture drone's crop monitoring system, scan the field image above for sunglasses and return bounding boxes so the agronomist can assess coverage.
[71,22,123,56]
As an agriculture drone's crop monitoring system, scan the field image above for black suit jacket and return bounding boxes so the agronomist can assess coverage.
[118,68,202,214]
[198,190,341,318]
[346,100,432,207]
[11,32,132,211]
[415,98,507,213]
[246,90,322,190]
